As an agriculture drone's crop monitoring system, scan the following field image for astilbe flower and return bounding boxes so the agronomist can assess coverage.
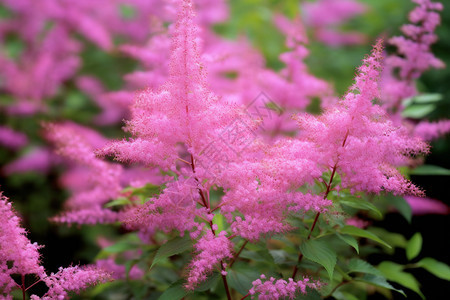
[0,126,28,150]
[44,122,122,224]
[381,0,444,115]
[30,266,110,300]
[121,176,205,237]
[185,231,233,290]
[0,192,44,297]
[252,14,334,135]
[302,0,367,46]
[0,191,110,299]
[249,274,320,300]
[100,0,242,172]
[296,40,429,195]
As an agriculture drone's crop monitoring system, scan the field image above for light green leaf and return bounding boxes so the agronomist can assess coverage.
[402,104,435,118]
[300,239,337,280]
[339,226,391,249]
[348,258,383,277]
[355,274,405,296]
[336,233,359,254]
[340,198,382,218]
[151,235,192,268]
[411,165,450,175]
[105,197,132,207]
[389,196,412,223]
[403,94,443,106]
[406,233,422,261]
[158,280,188,300]
[378,261,424,299]
[416,258,450,280]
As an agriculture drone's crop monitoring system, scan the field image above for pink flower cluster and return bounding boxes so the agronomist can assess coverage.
[302,0,367,46]
[0,191,110,299]
[249,274,320,300]
[186,231,233,290]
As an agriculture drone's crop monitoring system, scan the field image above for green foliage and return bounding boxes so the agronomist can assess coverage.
[151,235,192,268]
[300,239,337,280]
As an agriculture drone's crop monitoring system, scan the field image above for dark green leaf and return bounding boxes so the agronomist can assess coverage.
[227,268,259,296]
[339,226,391,249]
[340,198,382,218]
[411,165,450,175]
[355,274,405,296]
[158,280,188,300]
[378,261,424,299]
[196,272,220,292]
[403,94,443,106]
[336,234,359,254]
[295,287,322,299]
[389,196,412,223]
[406,233,422,261]
[300,239,337,280]
[416,258,450,280]
[151,235,192,268]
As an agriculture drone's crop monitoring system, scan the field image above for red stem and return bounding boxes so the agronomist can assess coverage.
[190,154,232,300]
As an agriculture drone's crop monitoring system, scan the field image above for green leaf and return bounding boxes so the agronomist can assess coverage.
[158,280,188,300]
[416,258,450,280]
[340,197,382,218]
[105,197,132,207]
[227,268,259,295]
[151,235,192,268]
[389,196,412,223]
[355,274,405,296]
[336,233,359,254]
[411,165,450,175]
[300,239,337,280]
[348,258,383,277]
[378,261,424,299]
[295,287,322,299]
[403,94,443,106]
[196,272,220,292]
[103,235,140,254]
[402,104,435,118]
[406,233,422,261]
[339,226,391,249]
[125,259,140,279]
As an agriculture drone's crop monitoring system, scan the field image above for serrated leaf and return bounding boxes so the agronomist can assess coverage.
[417,257,450,280]
[151,235,192,268]
[336,233,359,254]
[389,196,412,223]
[300,239,337,280]
[411,165,450,175]
[348,258,383,277]
[158,280,188,300]
[295,287,322,299]
[378,261,424,299]
[402,104,435,118]
[355,274,405,296]
[339,226,391,249]
[406,233,422,261]
[340,198,382,218]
